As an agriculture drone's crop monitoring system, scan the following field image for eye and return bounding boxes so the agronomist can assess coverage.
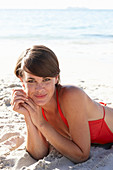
[26,79,35,83]
[43,78,51,82]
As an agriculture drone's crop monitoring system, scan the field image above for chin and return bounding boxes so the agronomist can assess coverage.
[33,98,48,106]
[36,101,46,106]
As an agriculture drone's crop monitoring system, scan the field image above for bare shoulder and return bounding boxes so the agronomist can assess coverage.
[57,84,92,119]
[59,85,88,103]
[57,85,91,155]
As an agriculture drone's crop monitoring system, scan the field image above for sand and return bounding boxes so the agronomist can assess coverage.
[0,74,113,170]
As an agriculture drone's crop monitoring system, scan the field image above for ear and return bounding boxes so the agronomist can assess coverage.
[55,75,59,84]
[19,77,25,88]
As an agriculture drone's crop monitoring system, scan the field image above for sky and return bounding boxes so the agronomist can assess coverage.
[0,0,113,9]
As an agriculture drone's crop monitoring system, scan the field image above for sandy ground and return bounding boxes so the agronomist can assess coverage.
[0,74,113,170]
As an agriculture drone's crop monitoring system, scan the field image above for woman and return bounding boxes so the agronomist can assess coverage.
[11,45,113,163]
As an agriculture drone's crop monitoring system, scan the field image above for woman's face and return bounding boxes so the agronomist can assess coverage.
[21,71,58,106]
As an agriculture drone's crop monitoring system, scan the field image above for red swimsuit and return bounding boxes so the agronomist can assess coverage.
[42,89,113,144]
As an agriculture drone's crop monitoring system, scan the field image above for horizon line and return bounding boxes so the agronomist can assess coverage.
[0,7,113,10]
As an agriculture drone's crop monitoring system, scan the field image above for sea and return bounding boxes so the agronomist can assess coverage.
[0,8,113,84]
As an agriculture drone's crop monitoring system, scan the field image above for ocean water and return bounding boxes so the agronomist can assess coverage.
[0,9,113,41]
[0,8,113,83]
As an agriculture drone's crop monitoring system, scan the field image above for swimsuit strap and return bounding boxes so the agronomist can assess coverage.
[102,106,105,119]
[99,102,107,106]
[99,102,106,120]
[94,105,106,139]
[56,89,69,128]
[98,106,106,136]
[41,88,69,128]
[42,107,48,121]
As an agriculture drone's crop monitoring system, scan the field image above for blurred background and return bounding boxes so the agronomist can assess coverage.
[0,0,113,85]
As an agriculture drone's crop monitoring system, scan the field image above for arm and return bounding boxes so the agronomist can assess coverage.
[24,114,49,160]
[61,87,91,162]
[11,89,49,160]
[24,87,90,163]
[38,121,90,163]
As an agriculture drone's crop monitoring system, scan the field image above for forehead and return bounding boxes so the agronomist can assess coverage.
[24,71,43,80]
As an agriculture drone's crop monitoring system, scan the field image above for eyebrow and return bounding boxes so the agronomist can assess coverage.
[27,77,35,80]
[26,76,50,81]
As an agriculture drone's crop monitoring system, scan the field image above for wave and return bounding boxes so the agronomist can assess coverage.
[83,34,113,39]
[68,26,90,30]
[1,33,113,40]
[0,34,75,40]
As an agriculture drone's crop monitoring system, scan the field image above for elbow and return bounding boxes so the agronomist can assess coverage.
[75,145,90,163]
[26,148,40,160]
[71,150,90,164]
[26,148,48,161]
[79,152,90,163]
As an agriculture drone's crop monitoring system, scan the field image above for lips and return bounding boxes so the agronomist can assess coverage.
[34,94,47,99]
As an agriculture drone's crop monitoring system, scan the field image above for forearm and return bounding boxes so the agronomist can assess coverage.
[11,89,49,159]
[38,122,89,163]
[25,116,49,160]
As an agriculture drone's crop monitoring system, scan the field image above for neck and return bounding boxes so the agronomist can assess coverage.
[41,89,57,114]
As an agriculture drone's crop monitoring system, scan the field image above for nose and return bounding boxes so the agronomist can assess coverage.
[35,83,44,91]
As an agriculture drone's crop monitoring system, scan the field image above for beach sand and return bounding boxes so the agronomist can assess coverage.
[0,73,113,170]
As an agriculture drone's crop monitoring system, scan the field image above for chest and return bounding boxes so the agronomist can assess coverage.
[44,110,71,139]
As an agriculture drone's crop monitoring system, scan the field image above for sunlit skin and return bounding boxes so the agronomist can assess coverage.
[22,72,58,107]
[10,44,113,163]
[11,71,113,163]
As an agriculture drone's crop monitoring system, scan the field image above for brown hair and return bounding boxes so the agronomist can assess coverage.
[14,45,60,82]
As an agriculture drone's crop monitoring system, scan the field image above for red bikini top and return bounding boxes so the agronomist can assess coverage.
[42,89,113,144]
[42,90,107,130]
[42,89,69,128]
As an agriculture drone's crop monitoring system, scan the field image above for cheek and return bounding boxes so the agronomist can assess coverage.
[46,81,55,89]
[24,84,34,96]
[47,82,56,94]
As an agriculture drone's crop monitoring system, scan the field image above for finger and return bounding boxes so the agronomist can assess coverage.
[13,94,26,101]
[12,100,29,116]
[13,88,26,93]
[11,89,27,101]
[12,99,25,111]
[24,98,39,112]
[11,93,27,105]
[13,90,27,98]
[22,102,35,113]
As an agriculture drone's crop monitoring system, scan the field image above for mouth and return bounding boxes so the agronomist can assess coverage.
[34,94,47,99]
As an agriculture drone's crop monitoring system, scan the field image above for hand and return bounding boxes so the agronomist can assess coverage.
[11,89,46,128]
[11,89,29,117]
[21,97,45,128]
